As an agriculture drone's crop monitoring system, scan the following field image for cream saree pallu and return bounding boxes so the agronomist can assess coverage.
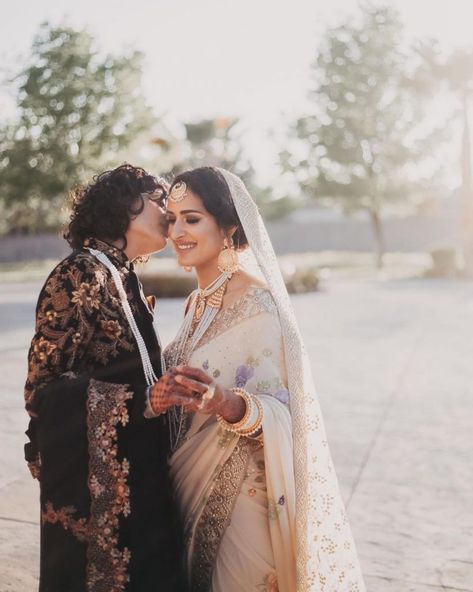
[167,286,297,592]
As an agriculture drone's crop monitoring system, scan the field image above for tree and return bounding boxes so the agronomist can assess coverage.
[179,117,255,186]
[178,117,294,219]
[414,43,473,273]
[283,4,442,267]
[0,23,157,233]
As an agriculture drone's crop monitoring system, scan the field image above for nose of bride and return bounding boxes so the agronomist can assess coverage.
[170,222,186,242]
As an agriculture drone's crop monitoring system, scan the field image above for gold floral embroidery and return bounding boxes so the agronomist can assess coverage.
[71,281,102,310]
[41,502,88,542]
[24,242,139,411]
[51,289,70,311]
[32,336,57,362]
[190,439,255,592]
[86,379,133,592]
[45,310,57,322]
[100,319,123,341]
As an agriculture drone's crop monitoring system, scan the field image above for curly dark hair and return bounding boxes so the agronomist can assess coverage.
[170,167,248,249]
[64,163,167,250]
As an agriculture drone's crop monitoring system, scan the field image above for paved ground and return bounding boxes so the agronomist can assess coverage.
[1,278,472,591]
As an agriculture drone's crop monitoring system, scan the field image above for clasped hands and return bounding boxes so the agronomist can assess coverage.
[149,366,245,423]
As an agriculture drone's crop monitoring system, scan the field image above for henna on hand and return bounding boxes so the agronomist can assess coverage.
[172,366,246,421]
[149,370,199,415]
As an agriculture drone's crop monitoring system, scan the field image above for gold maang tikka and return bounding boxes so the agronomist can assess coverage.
[169,181,191,271]
[169,181,187,202]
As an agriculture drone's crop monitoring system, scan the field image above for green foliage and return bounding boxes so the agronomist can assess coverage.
[255,185,300,220]
[178,117,294,219]
[282,4,443,262]
[0,22,156,233]
[180,117,255,185]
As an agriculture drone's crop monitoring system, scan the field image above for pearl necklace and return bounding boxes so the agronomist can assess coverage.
[169,270,232,450]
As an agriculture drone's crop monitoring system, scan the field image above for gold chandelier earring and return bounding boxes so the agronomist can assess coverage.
[217,236,240,275]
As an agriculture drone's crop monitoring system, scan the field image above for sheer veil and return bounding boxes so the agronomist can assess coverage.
[218,169,366,592]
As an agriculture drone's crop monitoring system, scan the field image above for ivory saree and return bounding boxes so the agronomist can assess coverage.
[165,285,297,592]
[164,167,366,592]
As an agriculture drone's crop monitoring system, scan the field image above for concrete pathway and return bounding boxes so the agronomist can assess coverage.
[0,278,472,591]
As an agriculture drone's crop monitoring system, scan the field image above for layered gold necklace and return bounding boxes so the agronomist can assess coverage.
[189,273,230,339]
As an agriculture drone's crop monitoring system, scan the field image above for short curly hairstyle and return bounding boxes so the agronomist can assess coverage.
[170,167,248,249]
[64,163,167,250]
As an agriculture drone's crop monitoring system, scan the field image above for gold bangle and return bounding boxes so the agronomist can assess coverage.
[217,388,253,430]
[217,390,263,436]
[236,395,263,436]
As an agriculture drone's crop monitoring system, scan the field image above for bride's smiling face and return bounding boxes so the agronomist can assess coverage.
[166,189,226,269]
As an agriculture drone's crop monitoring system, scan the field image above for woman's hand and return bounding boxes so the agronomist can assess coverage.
[149,368,200,415]
[173,366,246,423]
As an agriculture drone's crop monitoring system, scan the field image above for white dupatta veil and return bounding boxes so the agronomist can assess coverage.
[218,169,366,592]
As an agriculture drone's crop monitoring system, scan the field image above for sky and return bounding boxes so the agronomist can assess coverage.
[1,0,473,181]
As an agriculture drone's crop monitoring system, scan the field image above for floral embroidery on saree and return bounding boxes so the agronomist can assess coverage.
[86,378,133,592]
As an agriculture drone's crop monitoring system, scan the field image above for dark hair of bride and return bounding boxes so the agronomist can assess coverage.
[170,167,248,249]
[64,163,166,250]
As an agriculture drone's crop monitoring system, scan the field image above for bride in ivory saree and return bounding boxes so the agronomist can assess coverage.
[163,167,365,592]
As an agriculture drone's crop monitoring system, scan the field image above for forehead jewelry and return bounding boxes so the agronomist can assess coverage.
[169,181,187,202]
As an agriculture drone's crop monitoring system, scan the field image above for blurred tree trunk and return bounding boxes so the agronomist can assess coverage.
[460,92,473,274]
[369,210,385,269]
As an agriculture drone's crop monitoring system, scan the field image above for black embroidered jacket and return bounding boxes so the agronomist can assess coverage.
[24,238,183,592]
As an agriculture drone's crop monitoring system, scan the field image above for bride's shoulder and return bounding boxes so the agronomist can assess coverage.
[239,276,278,318]
[225,272,268,304]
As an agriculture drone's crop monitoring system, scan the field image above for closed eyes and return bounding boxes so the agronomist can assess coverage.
[166,216,200,225]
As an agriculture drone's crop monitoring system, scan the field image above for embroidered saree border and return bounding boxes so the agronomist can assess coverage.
[190,439,255,591]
